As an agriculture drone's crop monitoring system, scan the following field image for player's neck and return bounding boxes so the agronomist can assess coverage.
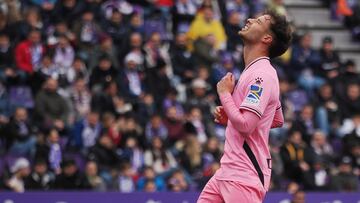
[243,44,268,68]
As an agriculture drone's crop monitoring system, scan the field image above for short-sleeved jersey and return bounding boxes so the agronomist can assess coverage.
[215,57,280,191]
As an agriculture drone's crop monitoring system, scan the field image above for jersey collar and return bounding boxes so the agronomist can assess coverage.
[243,56,270,72]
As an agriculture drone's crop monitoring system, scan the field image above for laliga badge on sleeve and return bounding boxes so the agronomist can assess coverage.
[244,77,263,106]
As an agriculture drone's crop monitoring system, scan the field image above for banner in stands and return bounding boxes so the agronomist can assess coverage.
[0,192,359,203]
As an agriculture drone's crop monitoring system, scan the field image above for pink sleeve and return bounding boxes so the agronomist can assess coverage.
[271,104,284,128]
[239,72,274,118]
[220,92,260,135]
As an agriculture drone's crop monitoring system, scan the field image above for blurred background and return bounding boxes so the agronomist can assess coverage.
[0,0,359,198]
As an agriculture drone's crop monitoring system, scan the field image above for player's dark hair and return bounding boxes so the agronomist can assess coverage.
[266,10,292,58]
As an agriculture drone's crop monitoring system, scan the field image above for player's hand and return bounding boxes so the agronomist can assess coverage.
[217,72,235,94]
[214,106,228,125]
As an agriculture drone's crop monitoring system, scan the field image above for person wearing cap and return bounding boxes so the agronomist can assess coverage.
[6,158,31,193]
[330,156,358,191]
[318,36,341,79]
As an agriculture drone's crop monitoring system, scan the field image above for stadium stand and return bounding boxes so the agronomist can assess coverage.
[0,0,358,195]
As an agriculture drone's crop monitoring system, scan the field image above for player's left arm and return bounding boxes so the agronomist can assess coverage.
[271,103,284,128]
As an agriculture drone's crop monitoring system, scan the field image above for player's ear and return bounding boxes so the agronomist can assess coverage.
[262,34,273,45]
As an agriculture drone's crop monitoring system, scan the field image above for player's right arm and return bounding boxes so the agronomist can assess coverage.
[271,104,284,128]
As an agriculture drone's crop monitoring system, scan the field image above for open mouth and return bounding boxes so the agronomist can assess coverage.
[241,24,250,31]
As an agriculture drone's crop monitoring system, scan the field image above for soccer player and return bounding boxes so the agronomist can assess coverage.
[197,11,292,203]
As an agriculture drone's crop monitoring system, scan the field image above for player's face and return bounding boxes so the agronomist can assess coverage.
[238,14,272,44]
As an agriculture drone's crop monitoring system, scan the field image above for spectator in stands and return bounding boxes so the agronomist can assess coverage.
[291,105,317,143]
[331,156,358,191]
[340,60,360,84]
[15,29,45,73]
[186,78,215,126]
[143,180,157,192]
[119,116,144,148]
[280,130,314,187]
[144,136,177,174]
[0,0,21,27]
[85,161,106,191]
[34,78,69,130]
[90,81,117,115]
[5,107,36,156]
[67,57,89,85]
[137,166,165,191]
[310,131,334,165]
[53,159,90,190]
[211,52,241,87]
[34,129,62,174]
[172,0,197,33]
[47,20,76,46]
[340,83,360,120]
[314,83,340,136]
[0,81,10,126]
[179,135,203,176]
[25,159,54,190]
[202,137,221,168]
[291,190,305,203]
[15,7,44,41]
[162,88,185,117]
[167,169,188,192]
[0,33,13,69]
[71,111,101,150]
[88,134,121,176]
[101,112,121,147]
[53,0,84,27]
[52,34,75,73]
[73,9,101,51]
[47,129,62,174]
[163,106,185,144]
[290,33,323,93]
[89,54,118,91]
[6,158,31,193]
[342,115,360,155]
[118,52,145,101]
[69,77,91,122]
[89,34,119,71]
[118,162,136,193]
[170,33,196,83]
[318,36,341,80]
[147,61,172,105]
[145,114,168,144]
[101,10,128,52]
[187,5,226,50]
[120,136,144,172]
[34,54,58,83]
[333,60,360,105]
[224,11,243,52]
[144,32,169,70]
[193,34,220,69]
[184,107,208,144]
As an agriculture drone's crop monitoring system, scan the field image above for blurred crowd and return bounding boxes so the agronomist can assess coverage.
[0,0,359,193]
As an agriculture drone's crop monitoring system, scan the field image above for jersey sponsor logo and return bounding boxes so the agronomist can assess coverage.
[244,84,263,106]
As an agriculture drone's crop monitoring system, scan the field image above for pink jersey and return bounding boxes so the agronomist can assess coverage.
[215,57,281,191]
